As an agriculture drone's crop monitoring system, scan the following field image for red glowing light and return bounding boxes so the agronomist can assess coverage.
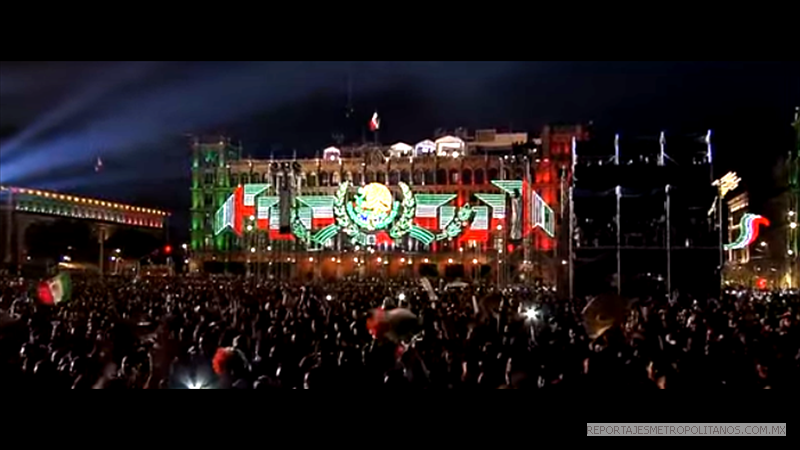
[757,278,767,290]
[164,245,172,254]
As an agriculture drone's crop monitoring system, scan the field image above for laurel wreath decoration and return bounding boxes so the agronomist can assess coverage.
[435,204,475,241]
[334,181,359,239]
[389,182,416,239]
[291,199,311,244]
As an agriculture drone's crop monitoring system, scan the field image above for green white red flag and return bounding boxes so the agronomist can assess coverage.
[37,273,72,305]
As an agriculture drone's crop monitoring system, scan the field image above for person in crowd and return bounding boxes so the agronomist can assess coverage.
[0,274,797,389]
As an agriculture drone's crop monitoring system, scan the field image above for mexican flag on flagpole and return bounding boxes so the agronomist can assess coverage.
[38,273,72,305]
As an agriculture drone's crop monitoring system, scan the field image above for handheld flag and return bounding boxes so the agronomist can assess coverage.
[582,294,630,340]
[37,272,72,305]
[367,308,419,342]
[369,112,380,131]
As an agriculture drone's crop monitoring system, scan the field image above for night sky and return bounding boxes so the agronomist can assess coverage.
[1,61,798,241]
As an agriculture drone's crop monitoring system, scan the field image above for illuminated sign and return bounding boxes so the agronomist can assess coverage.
[215,194,235,235]
[725,213,770,250]
[213,180,556,246]
[713,172,741,199]
[532,191,555,237]
[348,183,398,231]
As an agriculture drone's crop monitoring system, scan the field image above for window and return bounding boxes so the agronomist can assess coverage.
[436,169,447,185]
[377,172,386,184]
[424,170,435,185]
[487,168,498,181]
[449,169,459,184]
[204,194,213,208]
[462,169,472,185]
[230,174,238,186]
[241,174,249,185]
[204,172,214,185]
[474,169,484,185]
[251,173,260,184]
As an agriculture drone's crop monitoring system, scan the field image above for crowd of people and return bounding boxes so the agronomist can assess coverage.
[1,274,798,389]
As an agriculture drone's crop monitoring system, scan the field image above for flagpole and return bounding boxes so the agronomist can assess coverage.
[666,185,671,297]
[616,185,622,296]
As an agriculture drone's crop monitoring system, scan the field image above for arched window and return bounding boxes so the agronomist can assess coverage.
[377,172,386,184]
[251,172,260,184]
[474,169,484,185]
[462,169,472,185]
[515,168,524,180]
[331,171,341,186]
[400,170,410,184]
[436,169,447,185]
[424,170,435,185]
[502,168,511,180]
[353,172,363,186]
[240,174,249,184]
[365,171,375,183]
[449,169,459,184]
[389,170,400,185]
[344,171,353,182]
[320,172,329,187]
[230,174,238,186]
[413,170,424,185]
[487,168,498,181]
[307,172,317,188]
[263,173,270,183]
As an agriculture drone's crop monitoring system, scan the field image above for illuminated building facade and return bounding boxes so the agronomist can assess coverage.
[191,126,588,284]
[0,185,169,272]
[790,107,800,287]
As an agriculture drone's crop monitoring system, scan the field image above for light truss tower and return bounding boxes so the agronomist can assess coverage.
[789,107,800,287]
